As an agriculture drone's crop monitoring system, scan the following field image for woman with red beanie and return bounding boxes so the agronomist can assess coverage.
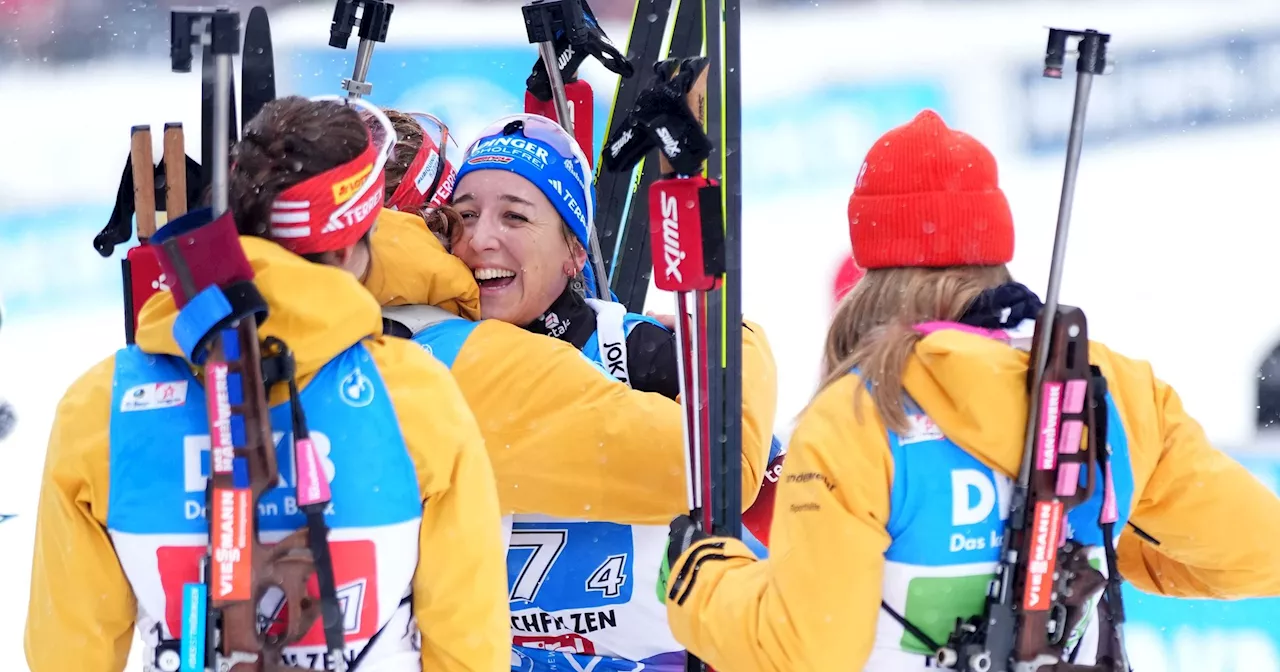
[658,109,1280,671]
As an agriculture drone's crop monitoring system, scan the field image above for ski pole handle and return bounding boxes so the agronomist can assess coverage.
[130,125,157,241]
[522,0,589,138]
[649,178,723,293]
[330,0,394,99]
[164,123,188,220]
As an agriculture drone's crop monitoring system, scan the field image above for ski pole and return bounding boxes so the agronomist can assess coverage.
[330,0,394,100]
[524,0,630,168]
[521,0,612,299]
[1042,30,1126,671]
[522,0,586,137]
[640,57,721,672]
[171,8,239,216]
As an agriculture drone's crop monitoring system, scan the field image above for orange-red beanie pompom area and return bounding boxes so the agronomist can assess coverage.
[848,109,1014,269]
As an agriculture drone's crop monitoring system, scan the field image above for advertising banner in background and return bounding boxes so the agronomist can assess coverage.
[1018,28,1280,155]
[741,79,948,195]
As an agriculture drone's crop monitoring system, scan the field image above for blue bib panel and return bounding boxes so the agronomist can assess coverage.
[105,342,425,668]
[883,396,1135,565]
[107,343,421,536]
[876,390,1136,659]
[412,318,481,369]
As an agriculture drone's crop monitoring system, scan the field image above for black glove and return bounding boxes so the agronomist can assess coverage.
[602,57,712,176]
[526,0,634,100]
[657,513,710,602]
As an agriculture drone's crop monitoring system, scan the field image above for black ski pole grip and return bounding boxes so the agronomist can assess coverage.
[523,0,589,45]
[1043,28,1111,79]
[1076,30,1109,75]
[329,0,358,48]
[1044,29,1069,78]
[171,7,241,71]
[358,0,394,42]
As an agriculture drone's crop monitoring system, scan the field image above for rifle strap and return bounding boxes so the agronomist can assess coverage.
[879,600,944,654]
[1089,365,1128,667]
[344,595,413,672]
[279,346,346,668]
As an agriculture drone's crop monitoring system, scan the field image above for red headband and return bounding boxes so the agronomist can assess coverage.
[270,138,385,256]
[387,128,457,212]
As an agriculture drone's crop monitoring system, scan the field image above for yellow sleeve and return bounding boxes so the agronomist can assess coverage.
[452,320,688,524]
[738,320,778,508]
[375,339,510,672]
[665,375,892,672]
[25,355,137,672]
[1114,368,1280,598]
[365,210,482,320]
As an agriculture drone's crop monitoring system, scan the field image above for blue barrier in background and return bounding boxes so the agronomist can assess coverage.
[0,205,126,322]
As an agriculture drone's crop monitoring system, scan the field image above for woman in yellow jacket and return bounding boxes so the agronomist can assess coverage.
[25,97,510,672]
[356,109,712,531]
[360,109,776,672]
[661,110,1280,671]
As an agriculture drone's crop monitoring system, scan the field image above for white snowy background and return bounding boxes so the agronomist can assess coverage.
[4,0,1280,670]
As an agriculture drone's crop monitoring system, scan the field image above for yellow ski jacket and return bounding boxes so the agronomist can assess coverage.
[25,237,510,672]
[665,329,1280,671]
[367,209,779,521]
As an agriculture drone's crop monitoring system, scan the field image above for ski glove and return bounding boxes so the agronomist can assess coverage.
[656,514,710,603]
[526,0,634,100]
[602,56,713,177]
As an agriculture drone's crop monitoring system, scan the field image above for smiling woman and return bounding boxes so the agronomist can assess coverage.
[441,113,781,672]
[452,169,587,326]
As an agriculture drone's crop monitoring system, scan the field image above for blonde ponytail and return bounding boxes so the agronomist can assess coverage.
[818,265,1012,433]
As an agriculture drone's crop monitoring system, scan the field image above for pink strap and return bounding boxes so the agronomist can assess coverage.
[914,321,1011,343]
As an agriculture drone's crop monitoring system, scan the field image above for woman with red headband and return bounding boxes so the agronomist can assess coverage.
[25,96,511,672]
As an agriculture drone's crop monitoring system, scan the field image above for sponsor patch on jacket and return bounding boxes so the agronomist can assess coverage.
[121,381,189,413]
[899,414,945,445]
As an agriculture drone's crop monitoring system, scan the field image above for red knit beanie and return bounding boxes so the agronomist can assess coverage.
[848,110,1013,269]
